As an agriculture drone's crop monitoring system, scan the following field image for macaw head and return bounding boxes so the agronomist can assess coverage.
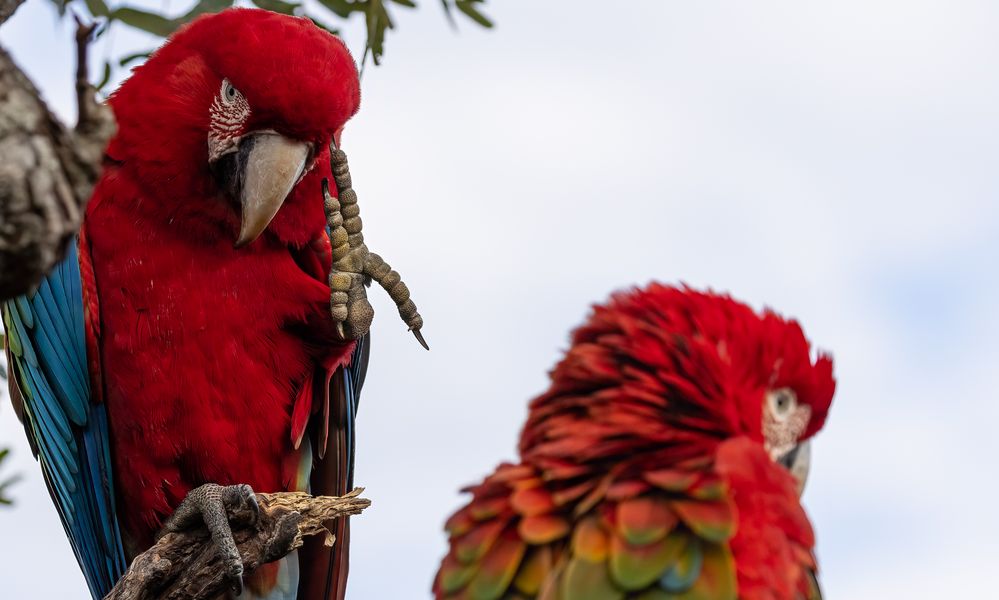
[107,8,360,247]
[520,283,835,495]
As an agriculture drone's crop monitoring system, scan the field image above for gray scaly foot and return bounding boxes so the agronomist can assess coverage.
[156,483,260,595]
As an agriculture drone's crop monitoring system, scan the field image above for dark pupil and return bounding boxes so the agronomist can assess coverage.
[776,394,787,409]
[227,87,235,98]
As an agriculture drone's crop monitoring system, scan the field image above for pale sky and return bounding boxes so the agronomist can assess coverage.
[2,1,998,598]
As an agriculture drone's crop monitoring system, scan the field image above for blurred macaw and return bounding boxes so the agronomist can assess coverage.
[3,9,372,600]
[434,284,835,600]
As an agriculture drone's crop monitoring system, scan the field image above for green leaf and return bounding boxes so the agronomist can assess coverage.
[364,0,394,66]
[95,60,112,91]
[111,7,179,37]
[0,480,20,505]
[178,0,236,23]
[307,16,340,35]
[84,0,110,18]
[389,0,416,7]
[0,447,18,506]
[112,0,233,38]
[118,50,152,67]
[250,0,301,15]
[455,0,492,28]
[46,0,68,17]
[316,0,361,19]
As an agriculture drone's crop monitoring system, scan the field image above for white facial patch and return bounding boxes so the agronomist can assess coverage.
[208,79,251,162]
[763,388,812,461]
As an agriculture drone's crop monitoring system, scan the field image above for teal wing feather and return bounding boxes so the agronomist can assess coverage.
[3,240,127,599]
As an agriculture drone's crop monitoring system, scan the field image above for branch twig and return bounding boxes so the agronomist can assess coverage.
[72,16,114,175]
[0,0,24,25]
[104,489,370,600]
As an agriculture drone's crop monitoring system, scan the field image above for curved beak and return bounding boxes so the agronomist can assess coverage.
[778,439,811,497]
[211,132,311,248]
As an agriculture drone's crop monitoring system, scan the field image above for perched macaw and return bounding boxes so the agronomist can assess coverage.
[434,284,835,600]
[3,9,370,600]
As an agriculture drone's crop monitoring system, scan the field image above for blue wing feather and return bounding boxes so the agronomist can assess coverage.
[37,277,89,394]
[3,241,127,599]
[20,364,77,459]
[14,295,34,328]
[30,308,88,423]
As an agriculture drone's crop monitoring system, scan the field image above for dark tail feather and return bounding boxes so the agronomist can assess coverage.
[329,518,350,600]
[299,356,359,600]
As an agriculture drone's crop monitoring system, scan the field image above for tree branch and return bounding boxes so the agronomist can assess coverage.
[104,489,371,600]
[0,16,113,301]
[0,0,25,25]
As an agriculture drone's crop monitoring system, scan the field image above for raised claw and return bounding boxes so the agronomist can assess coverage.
[156,483,259,596]
[322,144,427,347]
[323,176,371,341]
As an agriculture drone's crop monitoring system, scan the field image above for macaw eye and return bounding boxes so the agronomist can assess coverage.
[220,79,242,106]
[767,388,797,422]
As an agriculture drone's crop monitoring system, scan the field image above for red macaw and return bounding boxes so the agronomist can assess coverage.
[3,9,370,600]
[434,284,835,600]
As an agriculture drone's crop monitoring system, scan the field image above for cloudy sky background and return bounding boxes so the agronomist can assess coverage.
[2,0,998,597]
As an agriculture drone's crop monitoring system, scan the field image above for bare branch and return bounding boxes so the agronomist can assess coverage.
[0,0,25,25]
[104,489,371,600]
[73,17,114,171]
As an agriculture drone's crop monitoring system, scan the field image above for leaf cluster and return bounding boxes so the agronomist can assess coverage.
[0,447,20,506]
[51,0,492,87]
[0,333,15,506]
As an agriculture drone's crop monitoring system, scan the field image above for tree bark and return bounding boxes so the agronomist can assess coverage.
[104,489,371,600]
[0,0,24,24]
[0,4,113,300]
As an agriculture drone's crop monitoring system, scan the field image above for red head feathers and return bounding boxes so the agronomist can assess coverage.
[105,8,360,247]
[521,283,835,468]
[436,283,836,600]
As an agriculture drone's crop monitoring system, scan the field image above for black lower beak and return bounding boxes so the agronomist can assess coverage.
[210,132,311,248]
[777,440,812,497]
[210,137,253,204]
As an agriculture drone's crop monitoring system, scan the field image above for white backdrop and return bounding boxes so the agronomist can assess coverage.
[2,1,998,597]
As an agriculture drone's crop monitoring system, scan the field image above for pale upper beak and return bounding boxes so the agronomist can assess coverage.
[778,439,811,497]
[210,131,311,248]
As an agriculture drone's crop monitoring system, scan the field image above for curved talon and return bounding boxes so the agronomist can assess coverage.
[412,328,429,351]
[228,483,260,527]
[156,482,258,596]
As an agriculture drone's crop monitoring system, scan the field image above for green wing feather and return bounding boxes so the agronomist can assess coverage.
[435,461,740,600]
[555,468,739,600]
